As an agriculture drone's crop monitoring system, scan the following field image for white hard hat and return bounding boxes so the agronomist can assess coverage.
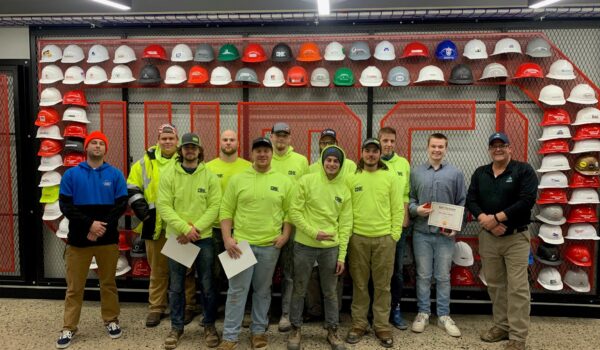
[42,200,62,221]
[36,125,63,140]
[566,223,599,240]
[526,37,552,58]
[564,269,591,292]
[415,65,444,83]
[210,66,232,86]
[171,43,194,62]
[537,223,564,244]
[568,188,600,205]
[567,84,598,105]
[61,44,85,63]
[537,154,570,173]
[39,87,63,106]
[546,59,576,80]
[479,62,508,80]
[56,217,69,239]
[310,68,330,87]
[40,44,62,63]
[113,45,137,64]
[479,269,487,286]
[538,171,568,189]
[89,257,98,270]
[373,40,396,61]
[263,66,285,87]
[571,139,600,154]
[463,39,488,60]
[87,44,109,63]
[572,107,600,126]
[324,41,346,61]
[63,107,90,124]
[491,38,522,56]
[38,154,63,171]
[39,65,64,84]
[387,66,410,86]
[108,65,136,84]
[164,65,187,85]
[39,171,62,187]
[115,255,132,276]
[538,85,566,106]
[63,66,85,85]
[359,66,383,87]
[536,205,566,225]
[84,65,108,85]
[452,241,474,267]
[538,125,571,141]
[537,267,563,291]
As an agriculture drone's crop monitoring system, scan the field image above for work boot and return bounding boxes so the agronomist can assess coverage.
[480,326,510,343]
[164,329,183,350]
[505,340,526,350]
[278,314,292,332]
[216,340,238,350]
[287,326,301,350]
[145,312,162,328]
[251,333,268,350]
[390,305,409,330]
[204,324,220,348]
[345,326,367,344]
[327,326,346,350]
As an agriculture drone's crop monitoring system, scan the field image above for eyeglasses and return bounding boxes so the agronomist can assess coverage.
[488,144,509,151]
[319,140,336,146]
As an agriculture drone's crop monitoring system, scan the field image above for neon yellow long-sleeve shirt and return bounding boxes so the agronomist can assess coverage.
[206,157,252,228]
[382,153,411,204]
[271,146,309,182]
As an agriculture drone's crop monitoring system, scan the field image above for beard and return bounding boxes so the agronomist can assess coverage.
[221,147,237,156]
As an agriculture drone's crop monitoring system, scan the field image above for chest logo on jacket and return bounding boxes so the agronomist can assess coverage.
[288,170,296,176]
[103,180,112,187]
[354,186,363,193]
[270,186,279,192]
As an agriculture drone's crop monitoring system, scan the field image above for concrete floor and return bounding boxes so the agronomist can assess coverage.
[2,298,598,349]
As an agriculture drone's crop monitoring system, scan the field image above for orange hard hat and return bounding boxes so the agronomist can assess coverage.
[297,42,322,62]
[188,65,209,84]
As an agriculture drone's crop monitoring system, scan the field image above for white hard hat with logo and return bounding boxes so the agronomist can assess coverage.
[479,62,508,80]
[36,125,63,140]
[40,65,64,84]
[171,43,194,62]
[526,37,552,58]
[39,87,63,106]
[164,65,188,85]
[87,44,109,63]
[40,44,62,63]
[359,66,383,87]
[210,66,232,85]
[572,107,600,126]
[263,66,285,87]
[310,68,330,87]
[108,65,136,84]
[324,41,346,61]
[537,223,564,244]
[566,223,600,240]
[463,39,488,60]
[538,125,571,141]
[538,85,566,105]
[63,66,85,85]
[84,65,108,85]
[374,40,396,61]
[571,139,600,154]
[538,171,568,189]
[537,267,563,291]
[452,241,474,266]
[63,107,90,124]
[38,154,63,171]
[537,154,570,173]
[115,255,132,276]
[61,44,85,63]
[564,269,591,292]
[42,200,62,221]
[113,45,137,64]
[39,171,62,187]
[56,217,69,239]
[568,188,600,205]
[491,38,522,55]
[567,84,598,105]
[536,205,566,225]
[415,65,444,83]
[546,59,576,80]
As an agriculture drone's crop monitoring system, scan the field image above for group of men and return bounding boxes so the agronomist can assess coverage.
[56,122,537,350]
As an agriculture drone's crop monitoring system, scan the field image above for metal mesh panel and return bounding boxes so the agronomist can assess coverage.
[0,75,16,274]
[100,101,128,176]
[190,102,220,160]
[496,101,529,162]
[144,101,172,149]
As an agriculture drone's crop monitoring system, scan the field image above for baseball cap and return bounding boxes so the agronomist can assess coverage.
[271,122,290,135]
[252,137,273,150]
[158,123,178,135]
[362,138,381,150]
[488,132,509,145]
[180,133,201,147]
[320,128,337,140]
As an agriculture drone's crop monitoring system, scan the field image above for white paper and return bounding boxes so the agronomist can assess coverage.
[218,240,257,279]
[427,202,465,232]
[160,235,201,268]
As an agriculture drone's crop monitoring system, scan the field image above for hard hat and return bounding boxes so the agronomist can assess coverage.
[63,122,87,139]
[194,43,215,62]
[39,171,62,187]
[130,235,146,258]
[324,41,345,61]
[241,43,267,63]
[565,244,592,266]
[115,255,132,276]
[538,140,569,154]
[62,66,85,85]
[574,154,600,176]
[538,125,571,141]
[118,231,132,251]
[513,62,544,79]
[566,205,598,224]
[526,37,552,58]
[452,241,474,267]
[540,108,570,126]
[235,67,260,85]
[42,200,62,221]
[188,65,209,84]
[262,66,285,87]
[573,125,600,141]
[537,223,564,244]
[39,87,63,106]
[210,66,232,86]
[310,67,330,87]
[89,257,98,270]
[415,65,444,83]
[171,43,193,62]
[38,139,63,157]
[567,84,598,105]
[40,185,60,203]
[537,154,570,173]
[564,269,591,292]
[142,44,168,60]
[535,205,566,225]
[131,257,151,277]
[359,66,383,87]
[538,171,568,189]
[435,40,458,60]
[448,64,474,85]
[63,107,90,124]
[164,65,187,85]
[271,42,293,62]
[35,107,60,127]
[463,39,488,59]
[479,270,487,286]
[537,267,563,291]
[87,44,109,63]
[297,42,322,62]
[479,62,508,80]
[286,66,309,87]
[138,64,162,85]
[64,153,86,167]
[450,266,475,286]
[39,65,64,84]
[56,217,69,239]
[566,223,599,240]
[546,59,576,80]
[387,66,410,86]
[84,65,108,85]
[64,139,84,154]
[61,44,85,63]
[38,154,63,171]
[536,188,568,205]
[217,43,240,62]
[401,41,429,59]
[569,171,600,189]
[491,37,522,55]
[538,85,566,106]
[40,44,62,63]
[373,40,396,61]
[534,243,562,266]
[348,41,371,61]
[108,64,136,84]
[571,139,600,154]
[36,125,63,140]
[572,107,600,126]
[62,90,88,107]
[568,188,600,205]
[333,67,354,87]
[113,44,136,64]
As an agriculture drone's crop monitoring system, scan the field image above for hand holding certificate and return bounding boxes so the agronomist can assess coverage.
[427,202,465,232]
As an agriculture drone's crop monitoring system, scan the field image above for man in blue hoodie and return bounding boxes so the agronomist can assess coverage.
[57,131,128,349]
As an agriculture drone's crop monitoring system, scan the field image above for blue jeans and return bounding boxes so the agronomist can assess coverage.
[412,231,454,316]
[391,226,411,307]
[168,237,216,331]
[223,245,280,341]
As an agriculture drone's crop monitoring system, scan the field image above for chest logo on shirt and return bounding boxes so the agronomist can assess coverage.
[506,176,513,183]
[197,187,206,193]
[103,180,112,187]
[334,196,342,203]
[271,186,279,192]
[354,186,362,192]
[216,174,223,178]
[396,171,403,176]
[288,170,296,176]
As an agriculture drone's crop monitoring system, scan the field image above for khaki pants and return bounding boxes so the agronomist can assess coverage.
[479,229,531,342]
[63,244,120,331]
[348,234,396,332]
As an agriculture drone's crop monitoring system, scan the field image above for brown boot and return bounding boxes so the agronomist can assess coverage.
[287,326,301,350]
[327,326,346,350]
[145,312,162,327]
[505,340,526,350]
[251,333,268,350]
[204,324,220,348]
[216,340,238,350]
[480,326,509,343]
[164,329,183,350]
[345,326,367,344]
[375,330,394,348]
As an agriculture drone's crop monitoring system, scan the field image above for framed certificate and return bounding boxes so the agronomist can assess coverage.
[427,202,465,232]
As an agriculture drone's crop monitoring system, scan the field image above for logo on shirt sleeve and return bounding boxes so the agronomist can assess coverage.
[334,196,342,203]
[271,186,279,192]
[397,171,403,177]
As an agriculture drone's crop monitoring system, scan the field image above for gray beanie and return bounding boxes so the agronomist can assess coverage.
[322,146,344,166]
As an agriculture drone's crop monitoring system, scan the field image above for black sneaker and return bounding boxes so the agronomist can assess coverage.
[106,321,122,339]
[56,330,74,349]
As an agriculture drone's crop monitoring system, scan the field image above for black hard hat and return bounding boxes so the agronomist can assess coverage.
[448,64,474,85]
[271,42,293,62]
[138,64,162,84]
[534,242,562,266]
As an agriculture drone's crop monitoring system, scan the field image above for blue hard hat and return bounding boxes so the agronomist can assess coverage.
[436,40,458,60]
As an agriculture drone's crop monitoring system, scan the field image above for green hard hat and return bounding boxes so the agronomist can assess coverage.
[333,67,355,86]
[218,44,240,62]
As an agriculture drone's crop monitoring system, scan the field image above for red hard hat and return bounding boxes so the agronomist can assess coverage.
[565,244,592,267]
[573,125,600,141]
[38,139,63,156]
[241,43,267,63]
[537,188,568,205]
[35,107,60,127]
[131,258,151,277]
[569,172,600,189]
[538,140,569,154]
[540,108,571,126]
[63,90,88,107]
[187,65,209,84]
[451,266,476,286]
[513,62,544,79]
[118,230,132,251]
[401,41,429,58]
[566,204,598,223]
[286,66,309,87]
[142,44,168,60]
[63,122,88,139]
[63,152,86,167]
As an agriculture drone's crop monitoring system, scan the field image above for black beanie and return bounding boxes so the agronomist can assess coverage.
[322,146,344,166]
